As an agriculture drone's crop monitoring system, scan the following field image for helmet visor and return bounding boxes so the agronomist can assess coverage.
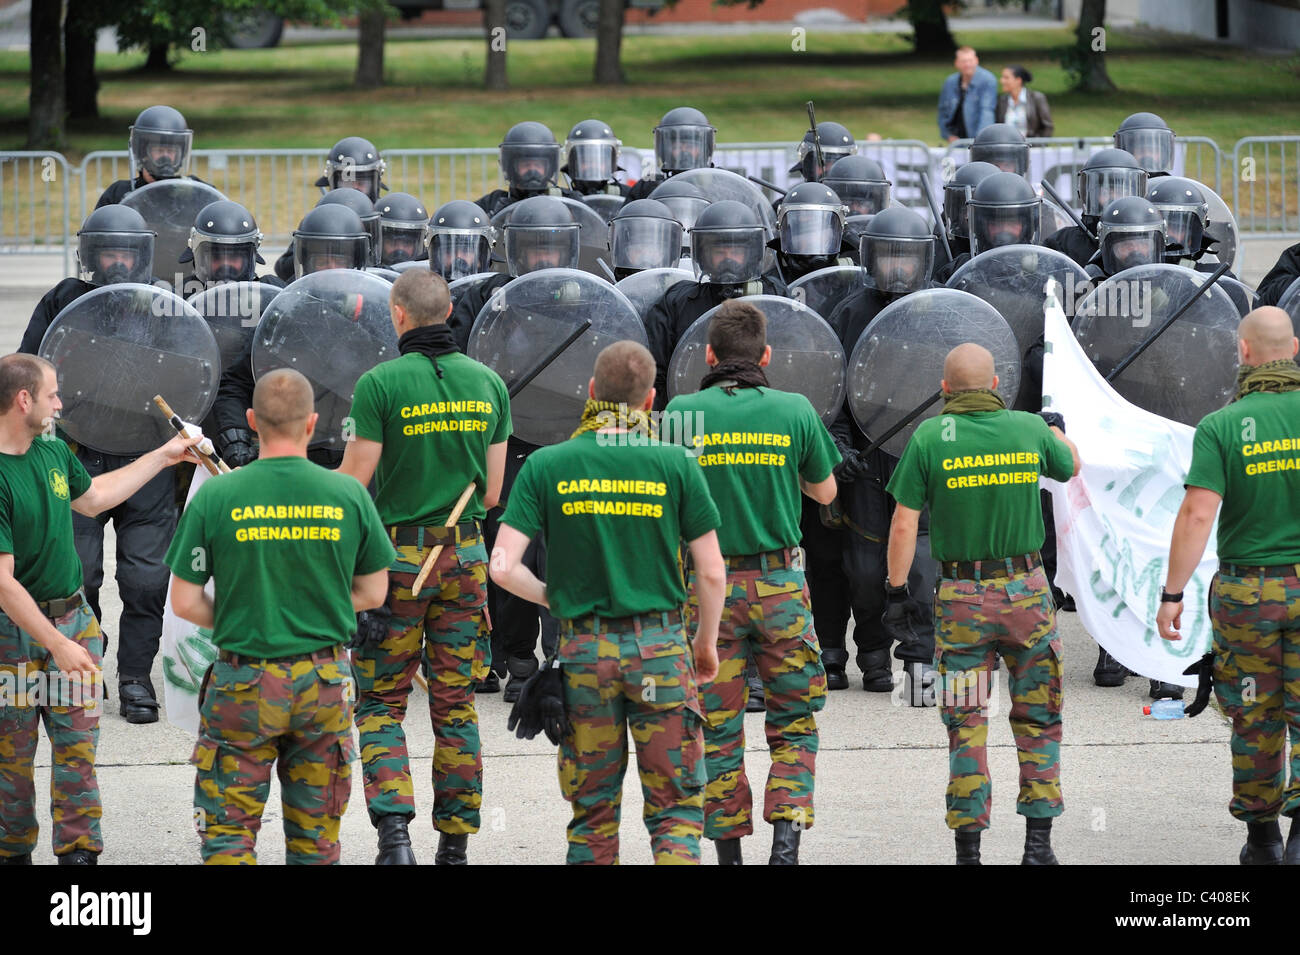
[1102,232,1164,275]
[502,144,561,192]
[1080,167,1148,217]
[826,180,889,217]
[778,207,844,256]
[690,228,765,285]
[329,168,382,203]
[130,128,192,180]
[654,125,714,174]
[428,232,493,280]
[969,201,1040,255]
[942,184,973,238]
[295,236,368,278]
[505,224,580,275]
[970,142,1029,176]
[1161,209,1204,258]
[80,233,155,284]
[610,217,683,271]
[194,240,258,283]
[566,141,617,183]
[1115,128,1174,174]
[860,235,933,295]
[380,222,428,266]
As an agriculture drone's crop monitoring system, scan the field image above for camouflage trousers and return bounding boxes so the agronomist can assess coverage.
[933,563,1063,831]
[556,612,706,865]
[353,524,490,834]
[1209,570,1300,822]
[191,644,355,865]
[689,555,826,840]
[0,600,103,859]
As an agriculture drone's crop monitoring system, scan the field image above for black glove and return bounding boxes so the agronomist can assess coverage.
[1182,652,1214,717]
[350,604,392,650]
[217,427,258,468]
[507,661,571,745]
[1038,411,1066,433]
[881,582,925,653]
[833,449,871,484]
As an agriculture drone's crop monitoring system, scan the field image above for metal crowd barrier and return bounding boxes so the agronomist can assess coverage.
[1232,136,1300,242]
[0,151,73,276]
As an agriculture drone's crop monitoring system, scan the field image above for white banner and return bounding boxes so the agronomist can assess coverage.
[1042,283,1217,686]
[159,467,218,735]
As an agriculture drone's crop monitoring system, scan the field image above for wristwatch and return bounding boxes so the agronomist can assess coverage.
[1160,588,1184,603]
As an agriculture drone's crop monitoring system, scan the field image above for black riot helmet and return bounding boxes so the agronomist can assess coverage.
[77,205,156,285]
[942,161,1000,240]
[823,155,891,216]
[648,178,711,242]
[1096,196,1166,276]
[317,189,381,266]
[564,119,621,186]
[689,200,766,286]
[968,172,1041,255]
[427,200,496,281]
[1114,112,1175,176]
[843,213,875,252]
[969,123,1029,177]
[375,192,429,266]
[777,181,846,256]
[182,200,263,283]
[791,121,857,182]
[860,206,934,296]
[503,195,580,276]
[317,136,386,203]
[128,105,192,182]
[609,199,683,274]
[653,107,716,176]
[1078,148,1148,227]
[1146,176,1209,261]
[500,122,563,195]
[292,204,370,279]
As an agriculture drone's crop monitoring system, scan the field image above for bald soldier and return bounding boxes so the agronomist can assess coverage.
[1159,307,1300,865]
[491,340,726,865]
[884,343,1079,865]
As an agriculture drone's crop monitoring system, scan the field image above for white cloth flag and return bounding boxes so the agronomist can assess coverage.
[1042,281,1217,686]
[159,467,218,734]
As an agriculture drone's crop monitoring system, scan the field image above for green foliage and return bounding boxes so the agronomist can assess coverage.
[111,0,371,57]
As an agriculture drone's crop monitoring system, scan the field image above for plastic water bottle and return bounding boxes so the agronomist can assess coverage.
[1143,699,1185,720]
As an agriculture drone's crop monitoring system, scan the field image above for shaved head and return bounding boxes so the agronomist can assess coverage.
[943,342,996,391]
[252,368,315,440]
[1238,306,1298,366]
[593,340,656,405]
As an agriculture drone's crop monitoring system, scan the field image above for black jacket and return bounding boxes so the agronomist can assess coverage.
[1042,225,1098,268]
[1257,241,1300,307]
[20,278,97,354]
[473,187,584,218]
[95,173,208,209]
[447,272,512,354]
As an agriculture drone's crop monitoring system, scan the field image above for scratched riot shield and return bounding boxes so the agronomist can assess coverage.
[668,295,845,425]
[40,283,220,455]
[1073,263,1239,426]
[121,179,227,289]
[848,289,1021,457]
[1278,276,1300,336]
[449,271,501,308]
[186,281,279,378]
[389,260,427,273]
[582,193,626,223]
[1199,183,1239,273]
[614,267,695,323]
[491,197,612,279]
[468,269,644,445]
[787,265,868,322]
[672,168,779,240]
[1217,275,1257,317]
[251,270,398,451]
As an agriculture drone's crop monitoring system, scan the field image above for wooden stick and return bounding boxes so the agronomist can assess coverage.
[411,482,477,593]
[153,394,231,476]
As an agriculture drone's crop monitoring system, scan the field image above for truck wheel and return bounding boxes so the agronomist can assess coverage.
[505,0,551,39]
[225,8,284,49]
[558,0,600,37]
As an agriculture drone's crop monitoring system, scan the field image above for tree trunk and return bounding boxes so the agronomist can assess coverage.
[484,0,508,91]
[143,40,171,71]
[28,0,65,149]
[907,0,955,55]
[1076,0,1116,92]
[355,6,386,89]
[65,0,99,120]
[593,0,625,85]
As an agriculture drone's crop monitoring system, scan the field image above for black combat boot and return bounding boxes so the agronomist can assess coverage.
[1240,820,1283,865]
[1021,818,1059,865]
[435,832,469,865]
[745,663,765,712]
[822,649,849,691]
[715,838,743,865]
[503,655,539,704]
[119,676,160,724]
[477,670,501,694]
[56,849,97,865]
[0,853,32,865]
[1148,679,1185,700]
[1286,816,1300,865]
[859,649,893,692]
[375,814,417,865]
[955,830,981,865]
[769,821,800,865]
[1093,646,1126,687]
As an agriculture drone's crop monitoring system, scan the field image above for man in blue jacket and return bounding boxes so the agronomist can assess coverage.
[937,47,998,144]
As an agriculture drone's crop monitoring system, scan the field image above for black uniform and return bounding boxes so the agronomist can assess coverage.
[95,174,206,209]
[446,272,511,353]
[472,186,584,218]
[1257,241,1300,307]
[1042,225,1098,269]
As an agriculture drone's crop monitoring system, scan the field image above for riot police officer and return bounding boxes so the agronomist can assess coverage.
[627,107,717,201]
[1086,196,1167,280]
[1114,112,1176,178]
[1043,148,1148,267]
[969,123,1029,177]
[937,171,1041,282]
[562,119,630,198]
[934,161,1000,276]
[475,122,582,217]
[376,193,430,267]
[823,155,892,217]
[96,105,195,208]
[1147,177,1216,267]
[314,135,388,202]
[275,188,381,280]
[789,121,857,186]
[427,200,497,284]
[178,199,280,288]
[608,199,684,280]
[771,181,855,285]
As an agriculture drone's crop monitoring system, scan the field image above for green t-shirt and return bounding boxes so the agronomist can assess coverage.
[165,456,396,657]
[348,351,512,526]
[501,431,721,619]
[0,438,92,602]
[664,386,840,556]
[1185,390,1300,563]
[886,409,1075,563]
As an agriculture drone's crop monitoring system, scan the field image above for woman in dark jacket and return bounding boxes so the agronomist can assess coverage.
[996,65,1054,138]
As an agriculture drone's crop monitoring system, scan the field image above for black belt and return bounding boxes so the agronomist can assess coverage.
[37,590,84,619]
[563,609,683,635]
[725,547,799,572]
[1219,561,1300,579]
[942,552,1042,581]
[389,521,480,546]
[218,645,343,667]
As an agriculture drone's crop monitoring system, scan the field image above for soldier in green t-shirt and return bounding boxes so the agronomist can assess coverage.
[663,300,839,865]
[884,343,1078,865]
[1158,306,1300,865]
[338,269,510,865]
[491,340,727,865]
[166,368,395,864]
[0,353,200,865]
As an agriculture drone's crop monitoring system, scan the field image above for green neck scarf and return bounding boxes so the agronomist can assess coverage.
[1235,359,1300,401]
[570,399,658,440]
[941,388,1007,415]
